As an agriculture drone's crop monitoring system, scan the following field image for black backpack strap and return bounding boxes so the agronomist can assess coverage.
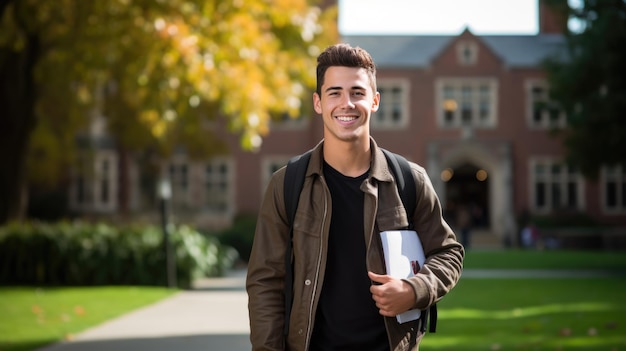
[381,149,416,230]
[285,151,311,227]
[282,150,311,336]
[381,148,437,333]
[428,303,438,333]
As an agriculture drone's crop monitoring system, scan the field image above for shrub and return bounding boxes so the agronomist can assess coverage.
[213,214,257,263]
[0,221,237,289]
[531,212,601,228]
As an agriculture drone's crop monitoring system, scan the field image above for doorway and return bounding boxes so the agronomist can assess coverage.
[444,163,489,229]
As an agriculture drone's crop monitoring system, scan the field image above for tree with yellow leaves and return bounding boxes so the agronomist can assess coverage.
[0,0,338,223]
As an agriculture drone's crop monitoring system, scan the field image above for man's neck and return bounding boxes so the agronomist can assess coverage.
[323,138,371,177]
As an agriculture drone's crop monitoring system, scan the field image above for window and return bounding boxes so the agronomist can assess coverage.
[69,151,117,213]
[437,78,498,128]
[602,165,626,214]
[204,158,233,213]
[169,162,190,209]
[526,80,566,129]
[530,159,584,213]
[373,79,410,130]
[163,157,233,214]
[456,40,478,65]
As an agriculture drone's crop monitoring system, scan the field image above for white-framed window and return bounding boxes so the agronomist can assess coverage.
[436,78,498,128]
[164,156,234,214]
[69,150,117,213]
[526,80,566,129]
[373,79,410,130]
[530,158,585,213]
[261,156,291,196]
[456,40,478,65]
[168,160,190,209]
[204,157,233,214]
[601,165,626,214]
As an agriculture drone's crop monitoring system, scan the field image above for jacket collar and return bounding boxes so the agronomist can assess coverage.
[307,137,394,184]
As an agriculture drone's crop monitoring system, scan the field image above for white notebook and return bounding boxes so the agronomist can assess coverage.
[379,230,426,324]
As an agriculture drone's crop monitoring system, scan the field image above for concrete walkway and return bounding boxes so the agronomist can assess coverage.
[37,270,250,351]
[36,268,624,351]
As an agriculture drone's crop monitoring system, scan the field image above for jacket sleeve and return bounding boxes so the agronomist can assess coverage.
[246,169,290,351]
[404,165,464,310]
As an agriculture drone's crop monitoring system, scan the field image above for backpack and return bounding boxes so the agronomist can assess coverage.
[282,148,437,336]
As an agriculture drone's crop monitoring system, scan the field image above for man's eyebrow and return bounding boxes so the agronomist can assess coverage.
[324,86,366,93]
[324,86,342,93]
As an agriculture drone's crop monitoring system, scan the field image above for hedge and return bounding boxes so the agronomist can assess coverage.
[0,221,237,289]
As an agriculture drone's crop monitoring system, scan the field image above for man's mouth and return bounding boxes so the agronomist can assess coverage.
[336,116,358,122]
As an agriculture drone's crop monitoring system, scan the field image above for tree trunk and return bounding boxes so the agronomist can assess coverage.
[0,33,40,224]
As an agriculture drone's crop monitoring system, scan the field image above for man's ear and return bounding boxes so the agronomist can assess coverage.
[313,92,322,114]
[371,91,380,112]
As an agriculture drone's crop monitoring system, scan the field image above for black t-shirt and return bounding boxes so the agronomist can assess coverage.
[309,162,389,351]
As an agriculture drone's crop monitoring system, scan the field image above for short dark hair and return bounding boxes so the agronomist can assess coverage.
[315,43,377,96]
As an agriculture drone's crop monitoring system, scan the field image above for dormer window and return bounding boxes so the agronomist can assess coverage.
[436,78,498,128]
[457,40,478,65]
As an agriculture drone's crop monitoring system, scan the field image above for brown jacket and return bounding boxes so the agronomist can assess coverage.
[246,138,464,351]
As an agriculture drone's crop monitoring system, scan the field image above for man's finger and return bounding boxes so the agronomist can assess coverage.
[368,271,392,284]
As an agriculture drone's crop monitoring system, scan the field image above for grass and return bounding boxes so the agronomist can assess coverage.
[0,286,176,351]
[421,278,626,350]
[420,249,626,350]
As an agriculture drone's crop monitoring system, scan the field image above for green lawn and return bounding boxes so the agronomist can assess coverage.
[421,278,626,350]
[420,250,626,350]
[0,286,176,351]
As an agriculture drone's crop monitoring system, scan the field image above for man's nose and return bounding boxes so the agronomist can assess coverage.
[340,94,355,108]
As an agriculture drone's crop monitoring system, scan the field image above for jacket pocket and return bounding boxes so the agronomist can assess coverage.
[293,209,322,237]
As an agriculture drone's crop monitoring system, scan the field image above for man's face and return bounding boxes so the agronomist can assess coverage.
[313,66,380,144]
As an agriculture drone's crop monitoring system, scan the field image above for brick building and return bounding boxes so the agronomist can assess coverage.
[69,1,626,247]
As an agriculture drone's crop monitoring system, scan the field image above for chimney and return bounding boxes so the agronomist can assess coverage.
[538,0,568,34]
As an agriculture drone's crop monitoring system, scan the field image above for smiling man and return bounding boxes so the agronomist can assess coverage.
[246,43,464,351]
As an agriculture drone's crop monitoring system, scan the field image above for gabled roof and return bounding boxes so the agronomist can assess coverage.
[341,33,566,68]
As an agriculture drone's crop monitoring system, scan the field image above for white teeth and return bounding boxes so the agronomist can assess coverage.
[337,116,356,122]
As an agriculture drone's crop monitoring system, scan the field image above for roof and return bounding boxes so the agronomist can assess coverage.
[341,33,567,68]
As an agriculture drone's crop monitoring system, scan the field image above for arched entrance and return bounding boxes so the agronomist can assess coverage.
[443,163,489,229]
[427,140,514,248]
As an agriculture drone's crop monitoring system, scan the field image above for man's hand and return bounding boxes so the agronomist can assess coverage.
[368,271,416,317]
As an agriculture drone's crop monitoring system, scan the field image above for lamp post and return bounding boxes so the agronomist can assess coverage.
[158,178,177,288]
